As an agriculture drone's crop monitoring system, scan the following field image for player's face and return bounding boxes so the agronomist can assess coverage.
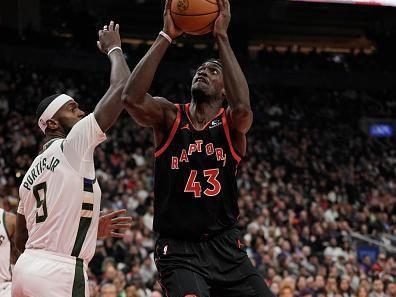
[191,62,224,100]
[54,100,85,134]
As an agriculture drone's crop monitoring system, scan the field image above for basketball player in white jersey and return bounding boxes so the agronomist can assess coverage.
[0,207,15,297]
[12,21,131,297]
[0,207,126,297]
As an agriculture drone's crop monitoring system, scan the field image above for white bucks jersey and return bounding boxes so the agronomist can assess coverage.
[18,114,106,263]
[0,208,11,282]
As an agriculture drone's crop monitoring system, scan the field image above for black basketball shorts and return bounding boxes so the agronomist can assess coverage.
[154,228,274,297]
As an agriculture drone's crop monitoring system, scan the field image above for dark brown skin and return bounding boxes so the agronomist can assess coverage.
[14,213,27,254]
[15,21,132,253]
[2,210,20,263]
[122,0,252,155]
[42,21,130,145]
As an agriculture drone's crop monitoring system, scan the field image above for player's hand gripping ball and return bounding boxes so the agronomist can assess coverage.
[170,0,219,35]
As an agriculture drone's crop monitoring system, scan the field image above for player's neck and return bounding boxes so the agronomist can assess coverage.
[189,100,223,124]
[44,132,65,141]
[42,132,66,147]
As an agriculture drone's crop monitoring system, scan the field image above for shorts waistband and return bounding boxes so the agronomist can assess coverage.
[159,225,238,242]
[24,249,88,270]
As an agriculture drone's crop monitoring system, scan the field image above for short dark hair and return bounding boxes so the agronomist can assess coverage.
[35,94,60,121]
[203,58,223,69]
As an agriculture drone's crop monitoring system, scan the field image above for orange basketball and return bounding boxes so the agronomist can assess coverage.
[170,0,219,35]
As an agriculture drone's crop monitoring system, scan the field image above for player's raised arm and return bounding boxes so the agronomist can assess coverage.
[94,21,131,133]
[214,0,253,134]
[121,0,182,129]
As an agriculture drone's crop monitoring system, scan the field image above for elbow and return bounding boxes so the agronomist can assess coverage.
[121,90,144,112]
[121,91,135,109]
[121,90,130,105]
[110,77,128,89]
[230,104,253,133]
[121,82,136,106]
[231,104,252,118]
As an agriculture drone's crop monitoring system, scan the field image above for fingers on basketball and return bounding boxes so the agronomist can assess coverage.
[170,0,219,35]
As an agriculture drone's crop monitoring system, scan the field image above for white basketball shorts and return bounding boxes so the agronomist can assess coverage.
[12,249,89,297]
[0,282,11,297]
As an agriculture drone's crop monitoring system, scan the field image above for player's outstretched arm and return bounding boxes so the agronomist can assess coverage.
[94,21,131,133]
[121,0,182,128]
[214,0,253,135]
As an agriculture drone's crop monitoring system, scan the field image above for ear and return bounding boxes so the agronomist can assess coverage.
[46,118,59,130]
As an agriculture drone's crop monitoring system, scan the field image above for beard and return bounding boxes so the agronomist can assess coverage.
[63,124,73,134]
[59,118,78,135]
[191,84,211,102]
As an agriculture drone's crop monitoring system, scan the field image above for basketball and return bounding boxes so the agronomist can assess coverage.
[171,0,219,35]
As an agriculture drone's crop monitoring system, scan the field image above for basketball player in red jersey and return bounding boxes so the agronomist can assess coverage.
[122,0,273,296]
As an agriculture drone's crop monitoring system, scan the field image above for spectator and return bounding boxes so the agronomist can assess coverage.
[279,284,294,297]
[100,283,118,297]
[125,283,139,297]
[1,49,396,297]
[89,280,100,297]
[386,282,396,297]
[270,282,280,296]
[369,279,386,297]
[326,276,339,297]
[339,275,354,297]
[151,290,163,297]
[296,275,307,293]
[139,255,156,286]
[357,287,369,297]
[299,288,315,297]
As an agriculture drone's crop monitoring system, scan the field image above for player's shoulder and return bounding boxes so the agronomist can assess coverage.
[153,96,175,106]
[153,96,180,118]
[41,138,64,155]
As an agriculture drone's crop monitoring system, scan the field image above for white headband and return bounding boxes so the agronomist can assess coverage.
[38,94,73,133]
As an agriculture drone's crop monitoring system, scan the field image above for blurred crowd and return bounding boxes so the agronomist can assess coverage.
[0,54,396,297]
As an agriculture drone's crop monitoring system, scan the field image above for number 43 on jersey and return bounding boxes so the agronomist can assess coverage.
[184,169,221,198]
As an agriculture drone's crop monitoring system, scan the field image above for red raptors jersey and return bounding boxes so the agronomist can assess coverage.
[153,104,242,238]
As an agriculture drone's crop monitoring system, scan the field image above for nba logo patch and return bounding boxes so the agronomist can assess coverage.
[163,245,168,255]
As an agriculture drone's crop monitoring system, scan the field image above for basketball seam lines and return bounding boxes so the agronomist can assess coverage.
[171,11,219,17]
[188,21,214,33]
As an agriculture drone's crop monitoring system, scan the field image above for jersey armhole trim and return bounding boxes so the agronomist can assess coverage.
[221,111,242,164]
[3,211,11,241]
[154,104,181,158]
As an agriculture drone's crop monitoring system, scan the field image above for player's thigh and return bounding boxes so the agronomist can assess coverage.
[212,273,274,297]
[0,282,11,297]
[159,269,210,297]
[12,253,78,297]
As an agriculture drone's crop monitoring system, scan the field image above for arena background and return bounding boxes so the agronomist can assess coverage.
[0,1,396,296]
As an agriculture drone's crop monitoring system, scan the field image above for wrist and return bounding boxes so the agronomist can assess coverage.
[215,31,229,40]
[107,46,122,57]
[159,30,173,44]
